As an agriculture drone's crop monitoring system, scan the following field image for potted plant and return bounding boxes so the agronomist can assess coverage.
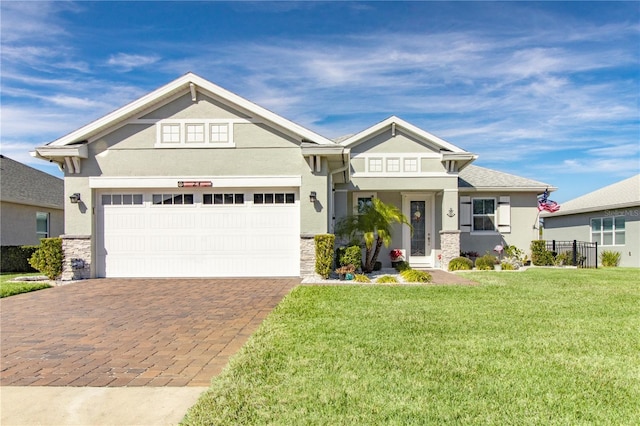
[389,249,405,268]
[335,264,356,280]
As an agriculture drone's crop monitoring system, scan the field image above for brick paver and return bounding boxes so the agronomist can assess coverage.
[0,278,299,387]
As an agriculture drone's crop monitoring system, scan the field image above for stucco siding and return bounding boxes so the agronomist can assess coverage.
[344,176,458,192]
[544,208,640,267]
[350,129,440,154]
[141,93,251,120]
[460,192,540,258]
[0,201,64,246]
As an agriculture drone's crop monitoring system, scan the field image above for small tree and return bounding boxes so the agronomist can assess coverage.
[335,198,411,273]
[29,238,63,280]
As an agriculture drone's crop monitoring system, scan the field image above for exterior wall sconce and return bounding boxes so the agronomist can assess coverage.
[309,191,317,203]
[69,193,81,204]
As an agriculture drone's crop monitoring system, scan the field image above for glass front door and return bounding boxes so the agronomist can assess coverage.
[403,195,432,266]
[411,201,426,256]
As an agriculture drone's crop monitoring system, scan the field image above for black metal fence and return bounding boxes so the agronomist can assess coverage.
[545,240,598,268]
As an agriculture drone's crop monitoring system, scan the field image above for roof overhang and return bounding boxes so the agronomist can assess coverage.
[540,201,638,217]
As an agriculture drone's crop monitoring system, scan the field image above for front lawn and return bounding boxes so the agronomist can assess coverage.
[183,269,639,425]
[0,273,51,298]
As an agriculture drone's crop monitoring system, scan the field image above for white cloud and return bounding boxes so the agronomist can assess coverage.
[107,53,161,71]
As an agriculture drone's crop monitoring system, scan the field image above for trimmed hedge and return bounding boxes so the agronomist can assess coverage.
[1,245,39,273]
[475,254,498,271]
[448,256,473,271]
[29,238,63,280]
[531,240,554,266]
[315,234,335,279]
[336,245,362,270]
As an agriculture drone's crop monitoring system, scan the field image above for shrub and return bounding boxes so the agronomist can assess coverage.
[353,274,371,283]
[475,254,498,271]
[531,240,554,266]
[394,261,411,272]
[501,257,521,270]
[400,269,432,283]
[29,238,63,280]
[601,250,621,267]
[337,245,362,269]
[501,262,516,271]
[314,234,335,279]
[376,275,398,284]
[448,256,473,271]
[1,246,38,273]
[504,245,524,262]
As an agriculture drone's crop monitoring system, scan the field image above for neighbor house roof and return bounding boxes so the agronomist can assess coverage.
[541,174,640,217]
[459,165,554,192]
[0,155,64,209]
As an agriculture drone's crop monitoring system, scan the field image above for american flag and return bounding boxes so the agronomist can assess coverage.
[538,189,560,213]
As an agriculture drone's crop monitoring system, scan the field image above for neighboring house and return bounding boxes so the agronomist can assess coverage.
[32,73,554,279]
[542,175,640,267]
[0,155,64,246]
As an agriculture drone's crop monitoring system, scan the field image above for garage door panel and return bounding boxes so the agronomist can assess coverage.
[98,190,300,277]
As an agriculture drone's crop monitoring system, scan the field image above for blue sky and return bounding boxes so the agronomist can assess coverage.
[1,1,638,202]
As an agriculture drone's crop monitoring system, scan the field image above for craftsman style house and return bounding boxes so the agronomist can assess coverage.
[32,73,553,279]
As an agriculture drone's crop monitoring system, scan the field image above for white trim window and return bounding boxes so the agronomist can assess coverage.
[210,124,229,143]
[591,216,625,246]
[204,193,245,205]
[368,158,383,173]
[403,158,418,172]
[161,123,181,144]
[472,198,496,232]
[186,123,205,143]
[36,212,49,239]
[155,120,235,147]
[253,193,296,204]
[386,158,401,172]
[102,194,143,205]
[352,192,377,214]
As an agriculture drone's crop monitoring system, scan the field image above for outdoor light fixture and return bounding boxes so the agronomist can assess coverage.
[69,193,81,204]
[309,191,317,203]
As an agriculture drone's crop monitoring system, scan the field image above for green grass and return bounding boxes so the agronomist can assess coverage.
[0,273,51,298]
[182,269,640,425]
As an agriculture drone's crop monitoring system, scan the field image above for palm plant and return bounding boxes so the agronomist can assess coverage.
[335,198,411,273]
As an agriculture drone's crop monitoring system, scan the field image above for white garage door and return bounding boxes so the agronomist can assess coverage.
[97,190,300,277]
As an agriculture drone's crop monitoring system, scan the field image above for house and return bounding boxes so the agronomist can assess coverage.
[0,155,64,246]
[542,175,640,267]
[31,73,554,279]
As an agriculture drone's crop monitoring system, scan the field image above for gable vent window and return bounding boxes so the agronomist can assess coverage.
[204,193,244,205]
[155,120,235,148]
[152,194,194,205]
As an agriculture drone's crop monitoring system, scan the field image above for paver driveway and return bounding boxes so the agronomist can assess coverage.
[1,278,299,387]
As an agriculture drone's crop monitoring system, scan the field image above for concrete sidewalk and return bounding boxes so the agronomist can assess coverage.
[0,386,208,426]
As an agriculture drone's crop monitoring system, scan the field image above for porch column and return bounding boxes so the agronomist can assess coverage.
[439,189,460,270]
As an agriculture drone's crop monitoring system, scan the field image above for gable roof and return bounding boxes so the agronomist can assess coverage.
[0,155,64,209]
[541,174,640,217]
[459,165,554,192]
[340,116,469,153]
[39,72,334,149]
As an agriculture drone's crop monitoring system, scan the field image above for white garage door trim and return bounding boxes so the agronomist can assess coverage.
[97,188,300,278]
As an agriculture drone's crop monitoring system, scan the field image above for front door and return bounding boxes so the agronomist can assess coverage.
[403,194,433,267]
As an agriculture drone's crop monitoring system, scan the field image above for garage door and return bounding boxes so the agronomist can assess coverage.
[96,190,300,277]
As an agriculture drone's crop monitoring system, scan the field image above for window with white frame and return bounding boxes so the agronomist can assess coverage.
[403,158,418,172]
[186,123,205,143]
[152,194,194,205]
[386,158,400,172]
[161,123,181,143]
[36,212,49,239]
[352,192,376,214]
[591,216,625,245]
[368,158,383,172]
[204,193,245,205]
[253,193,295,204]
[472,198,496,231]
[210,124,229,143]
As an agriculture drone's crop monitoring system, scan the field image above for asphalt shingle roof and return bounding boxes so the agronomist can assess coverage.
[459,165,553,191]
[0,155,64,209]
[542,174,640,216]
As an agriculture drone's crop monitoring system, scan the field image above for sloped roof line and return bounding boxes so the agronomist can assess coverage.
[46,72,335,147]
[340,116,469,153]
[459,165,555,191]
[541,174,640,216]
[0,155,64,208]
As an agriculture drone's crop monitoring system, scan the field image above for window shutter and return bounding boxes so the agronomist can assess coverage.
[460,196,471,232]
[498,196,511,233]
